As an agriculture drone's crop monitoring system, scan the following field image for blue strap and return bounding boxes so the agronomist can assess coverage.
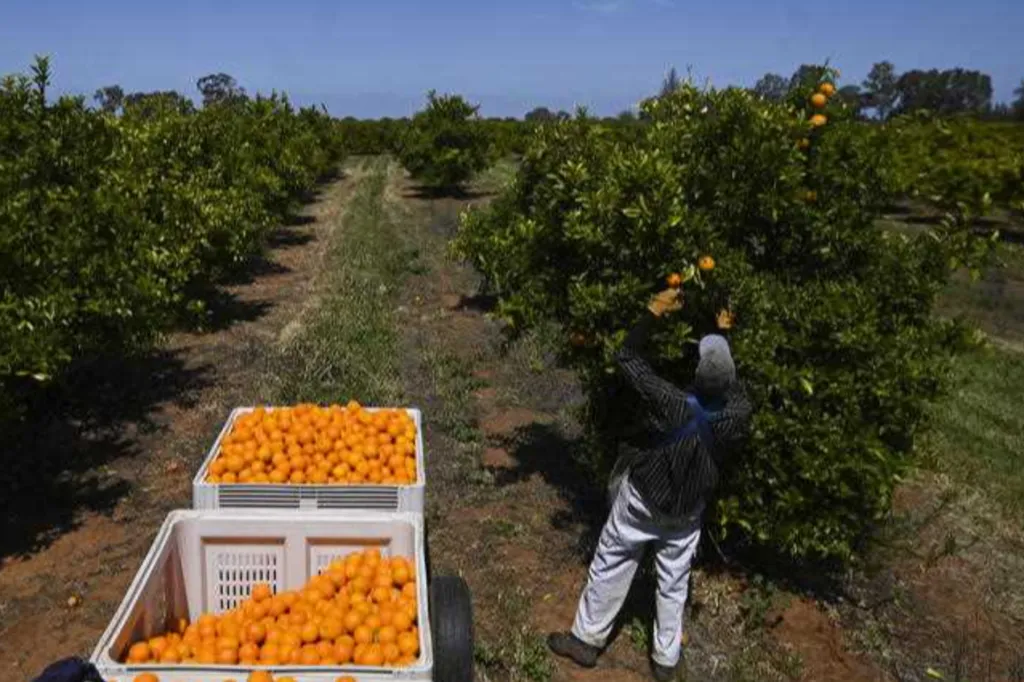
[658,394,715,451]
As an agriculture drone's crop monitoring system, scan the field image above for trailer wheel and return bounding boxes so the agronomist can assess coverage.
[430,575,474,682]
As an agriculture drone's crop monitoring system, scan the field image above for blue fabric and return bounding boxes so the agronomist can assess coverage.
[658,394,715,452]
[32,658,103,682]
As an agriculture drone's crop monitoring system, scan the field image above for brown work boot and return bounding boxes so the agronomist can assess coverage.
[652,660,678,681]
[547,631,599,668]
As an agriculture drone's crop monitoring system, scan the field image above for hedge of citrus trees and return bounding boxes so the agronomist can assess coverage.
[454,67,993,560]
[397,91,495,192]
[0,58,342,423]
[888,115,1024,219]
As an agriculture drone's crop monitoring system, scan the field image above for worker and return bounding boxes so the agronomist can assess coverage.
[30,657,103,682]
[548,286,752,681]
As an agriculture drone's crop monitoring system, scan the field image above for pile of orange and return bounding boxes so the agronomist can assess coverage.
[205,402,418,485]
[131,674,355,682]
[123,547,420,669]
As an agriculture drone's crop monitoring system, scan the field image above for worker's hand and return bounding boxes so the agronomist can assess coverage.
[648,288,683,317]
[716,308,735,330]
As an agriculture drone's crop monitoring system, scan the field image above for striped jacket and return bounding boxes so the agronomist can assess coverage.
[615,312,753,523]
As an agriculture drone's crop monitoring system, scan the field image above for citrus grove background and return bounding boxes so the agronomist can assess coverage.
[2,56,1024,680]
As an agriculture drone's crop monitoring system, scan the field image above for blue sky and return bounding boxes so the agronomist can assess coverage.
[1,0,1021,118]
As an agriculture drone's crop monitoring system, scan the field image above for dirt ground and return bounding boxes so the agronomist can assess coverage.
[2,159,1022,682]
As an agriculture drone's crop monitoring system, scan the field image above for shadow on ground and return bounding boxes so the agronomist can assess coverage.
[0,350,213,561]
[490,420,852,606]
[402,184,495,201]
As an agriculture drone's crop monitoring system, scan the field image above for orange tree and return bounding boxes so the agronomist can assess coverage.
[887,115,1024,221]
[454,68,989,560]
[0,58,342,425]
[398,91,494,193]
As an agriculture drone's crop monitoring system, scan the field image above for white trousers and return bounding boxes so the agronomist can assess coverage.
[571,478,701,667]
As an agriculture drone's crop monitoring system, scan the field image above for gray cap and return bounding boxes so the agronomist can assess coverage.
[695,334,736,398]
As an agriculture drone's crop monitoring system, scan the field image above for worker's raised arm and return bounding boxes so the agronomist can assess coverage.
[613,289,689,425]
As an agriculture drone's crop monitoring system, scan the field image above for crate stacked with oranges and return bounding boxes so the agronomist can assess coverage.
[205,402,418,485]
[122,547,420,671]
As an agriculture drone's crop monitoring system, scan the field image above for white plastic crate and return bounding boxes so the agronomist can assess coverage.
[91,509,433,682]
[192,407,425,513]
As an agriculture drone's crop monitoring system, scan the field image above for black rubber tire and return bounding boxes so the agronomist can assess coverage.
[430,575,474,682]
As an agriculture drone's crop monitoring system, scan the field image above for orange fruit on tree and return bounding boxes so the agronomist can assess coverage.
[818,82,836,97]
[697,255,715,272]
[810,92,827,108]
[666,272,682,288]
[810,113,827,127]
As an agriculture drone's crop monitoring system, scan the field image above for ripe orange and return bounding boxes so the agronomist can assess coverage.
[818,82,836,97]
[126,642,151,663]
[378,624,398,645]
[259,643,281,665]
[385,641,403,663]
[247,672,273,682]
[251,582,272,603]
[810,113,827,127]
[353,624,373,645]
[666,272,682,288]
[698,255,715,272]
[133,675,159,682]
[810,93,827,108]
[334,638,355,663]
[362,643,385,666]
[299,645,321,665]
[299,621,319,643]
[398,631,419,656]
[343,609,363,633]
[239,642,260,662]
[392,610,413,632]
